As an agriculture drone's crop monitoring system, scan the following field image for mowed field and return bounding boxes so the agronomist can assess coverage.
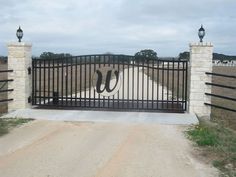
[211,66,236,130]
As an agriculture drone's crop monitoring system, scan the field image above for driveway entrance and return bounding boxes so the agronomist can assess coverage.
[0,120,218,177]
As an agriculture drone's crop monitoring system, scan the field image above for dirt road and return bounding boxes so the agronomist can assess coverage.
[0,120,218,177]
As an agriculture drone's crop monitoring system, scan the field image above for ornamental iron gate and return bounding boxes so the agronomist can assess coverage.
[32,55,188,112]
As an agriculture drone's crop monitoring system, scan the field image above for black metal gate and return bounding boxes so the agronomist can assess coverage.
[32,55,188,112]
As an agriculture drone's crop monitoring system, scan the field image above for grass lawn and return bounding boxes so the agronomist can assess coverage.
[0,118,33,136]
[186,119,236,177]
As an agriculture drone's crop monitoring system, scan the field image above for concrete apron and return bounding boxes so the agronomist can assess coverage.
[1,67,198,125]
[1,109,198,125]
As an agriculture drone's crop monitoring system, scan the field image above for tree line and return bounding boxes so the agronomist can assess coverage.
[178,51,236,61]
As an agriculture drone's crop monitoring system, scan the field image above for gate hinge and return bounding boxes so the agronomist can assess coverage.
[28,96,32,103]
[28,67,31,75]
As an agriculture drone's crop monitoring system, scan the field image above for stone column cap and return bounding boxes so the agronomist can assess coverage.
[189,42,213,47]
[7,42,32,47]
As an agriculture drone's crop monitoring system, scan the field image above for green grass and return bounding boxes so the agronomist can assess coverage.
[187,124,219,146]
[187,120,236,177]
[0,118,33,136]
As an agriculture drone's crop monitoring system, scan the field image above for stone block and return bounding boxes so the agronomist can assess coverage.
[188,42,213,118]
[7,42,32,112]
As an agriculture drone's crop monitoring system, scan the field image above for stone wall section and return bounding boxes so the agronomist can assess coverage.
[7,42,32,112]
[189,42,213,117]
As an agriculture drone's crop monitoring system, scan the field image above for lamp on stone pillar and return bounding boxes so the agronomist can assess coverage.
[198,25,205,43]
[16,26,23,42]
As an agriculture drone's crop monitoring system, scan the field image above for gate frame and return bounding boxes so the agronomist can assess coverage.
[31,54,188,113]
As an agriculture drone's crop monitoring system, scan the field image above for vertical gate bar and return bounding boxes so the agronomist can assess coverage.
[182,61,185,111]
[103,56,106,108]
[61,57,64,106]
[98,55,101,108]
[84,56,87,107]
[79,56,82,107]
[52,58,55,103]
[167,61,170,109]
[172,59,174,109]
[152,58,154,109]
[57,59,59,106]
[75,57,78,105]
[108,55,110,108]
[137,59,140,109]
[117,55,120,109]
[161,61,164,109]
[48,59,50,104]
[35,60,37,105]
[132,56,134,109]
[112,55,115,109]
[35,60,37,104]
[185,61,188,111]
[89,55,91,107]
[122,55,125,109]
[66,57,68,106]
[92,55,97,107]
[142,57,144,109]
[43,59,46,105]
[32,59,35,104]
[177,60,180,110]
[127,56,130,109]
[39,60,41,105]
[70,57,73,105]
[156,60,159,109]
[146,59,150,109]
[147,59,149,109]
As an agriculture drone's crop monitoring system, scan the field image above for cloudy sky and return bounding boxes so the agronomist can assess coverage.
[0,0,235,57]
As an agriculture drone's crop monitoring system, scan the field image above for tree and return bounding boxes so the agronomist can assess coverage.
[178,51,190,60]
[39,52,72,59]
[134,49,158,63]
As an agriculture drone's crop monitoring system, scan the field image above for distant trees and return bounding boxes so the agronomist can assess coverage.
[178,52,190,60]
[134,49,158,63]
[39,52,72,59]
[178,51,236,61]
[0,56,7,64]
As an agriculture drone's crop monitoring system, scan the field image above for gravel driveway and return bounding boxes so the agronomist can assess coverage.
[0,120,218,177]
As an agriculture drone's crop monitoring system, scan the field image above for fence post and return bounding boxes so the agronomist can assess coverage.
[189,42,213,118]
[7,42,32,112]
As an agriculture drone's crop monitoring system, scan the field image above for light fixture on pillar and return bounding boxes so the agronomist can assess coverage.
[16,26,23,42]
[198,25,205,43]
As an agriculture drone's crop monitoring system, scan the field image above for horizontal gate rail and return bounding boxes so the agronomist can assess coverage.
[205,93,236,101]
[204,103,236,112]
[0,69,14,103]
[205,72,236,112]
[205,82,236,90]
[205,72,236,78]
[0,89,14,93]
[0,70,13,73]
[32,54,188,113]
[0,99,14,103]
[0,79,14,83]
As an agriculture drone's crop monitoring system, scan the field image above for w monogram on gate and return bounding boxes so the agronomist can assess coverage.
[92,67,122,97]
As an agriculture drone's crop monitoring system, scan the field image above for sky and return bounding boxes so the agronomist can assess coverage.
[0,0,235,57]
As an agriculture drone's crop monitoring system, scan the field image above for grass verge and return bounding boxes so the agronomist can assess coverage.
[186,120,236,177]
[0,118,33,136]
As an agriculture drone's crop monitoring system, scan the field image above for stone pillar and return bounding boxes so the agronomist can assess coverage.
[7,42,32,112]
[189,42,213,118]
